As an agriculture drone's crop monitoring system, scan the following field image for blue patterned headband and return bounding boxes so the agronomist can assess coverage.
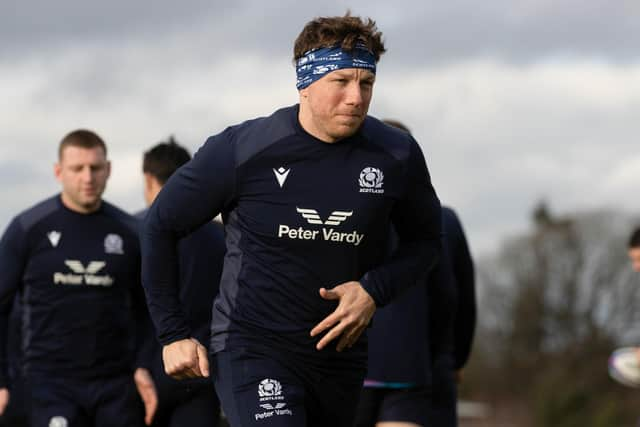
[295,43,377,90]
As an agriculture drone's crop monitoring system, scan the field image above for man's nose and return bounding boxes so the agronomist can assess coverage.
[344,82,363,106]
[81,167,93,182]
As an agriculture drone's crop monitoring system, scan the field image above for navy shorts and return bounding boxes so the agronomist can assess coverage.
[212,347,365,427]
[0,373,28,427]
[429,358,457,427]
[26,374,144,427]
[354,387,430,427]
[151,375,220,427]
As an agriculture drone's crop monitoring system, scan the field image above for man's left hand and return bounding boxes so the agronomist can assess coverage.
[134,367,158,426]
[310,281,376,352]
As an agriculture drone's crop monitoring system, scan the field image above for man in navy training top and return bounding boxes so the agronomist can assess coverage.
[627,228,640,273]
[626,229,640,370]
[355,120,476,427]
[0,296,27,427]
[430,206,476,426]
[138,138,226,427]
[0,129,154,427]
[141,13,442,427]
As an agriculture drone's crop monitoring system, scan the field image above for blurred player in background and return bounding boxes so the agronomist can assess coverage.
[627,228,640,272]
[0,129,153,427]
[626,228,640,367]
[138,138,225,427]
[430,206,476,426]
[0,296,27,427]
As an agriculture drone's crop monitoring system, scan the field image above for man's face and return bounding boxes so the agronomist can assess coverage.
[55,145,111,213]
[299,68,375,143]
[629,247,640,272]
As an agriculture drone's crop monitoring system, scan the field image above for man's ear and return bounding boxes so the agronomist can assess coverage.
[54,162,62,182]
[143,172,154,192]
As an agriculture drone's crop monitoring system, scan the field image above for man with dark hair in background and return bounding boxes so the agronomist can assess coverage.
[0,129,153,427]
[626,228,640,368]
[430,206,476,426]
[141,13,442,427]
[355,119,476,427]
[627,228,640,273]
[138,137,226,427]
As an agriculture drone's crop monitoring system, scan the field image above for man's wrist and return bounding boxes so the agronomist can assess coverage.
[359,276,381,307]
[158,331,191,347]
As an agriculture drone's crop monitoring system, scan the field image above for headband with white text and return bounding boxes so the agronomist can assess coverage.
[295,43,377,90]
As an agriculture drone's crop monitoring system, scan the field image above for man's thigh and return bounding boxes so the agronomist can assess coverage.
[92,375,144,427]
[429,369,457,427]
[26,376,89,427]
[305,365,364,427]
[353,388,384,427]
[168,383,221,427]
[377,388,430,427]
[0,378,28,427]
[213,348,307,427]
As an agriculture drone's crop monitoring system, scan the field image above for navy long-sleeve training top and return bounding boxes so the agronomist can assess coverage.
[137,212,226,348]
[6,295,23,389]
[173,221,226,347]
[0,195,149,387]
[141,105,442,361]
[442,207,476,370]
[138,211,225,391]
[365,206,475,386]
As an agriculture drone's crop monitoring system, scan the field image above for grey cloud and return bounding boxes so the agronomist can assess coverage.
[0,161,56,234]
[3,0,639,65]
[383,1,639,64]
[1,1,236,52]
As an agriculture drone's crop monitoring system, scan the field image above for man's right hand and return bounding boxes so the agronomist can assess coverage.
[162,338,209,380]
[0,388,9,416]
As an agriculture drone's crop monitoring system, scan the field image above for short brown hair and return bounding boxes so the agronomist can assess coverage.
[293,12,386,63]
[58,129,107,160]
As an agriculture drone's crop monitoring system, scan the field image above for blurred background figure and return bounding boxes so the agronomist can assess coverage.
[627,228,640,273]
[430,206,476,426]
[355,120,476,427]
[139,137,226,427]
[0,296,28,427]
[626,228,640,375]
[0,129,151,427]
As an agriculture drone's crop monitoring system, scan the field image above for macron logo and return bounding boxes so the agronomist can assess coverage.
[47,231,61,247]
[296,208,353,226]
[273,167,290,188]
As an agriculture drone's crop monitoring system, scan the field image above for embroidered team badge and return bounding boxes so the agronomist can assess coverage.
[104,234,124,254]
[49,416,68,427]
[254,378,292,420]
[359,167,384,194]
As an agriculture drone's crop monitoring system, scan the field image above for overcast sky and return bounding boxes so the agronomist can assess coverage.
[1,0,639,256]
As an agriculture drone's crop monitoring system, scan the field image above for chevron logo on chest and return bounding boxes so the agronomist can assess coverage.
[47,231,61,247]
[273,167,291,188]
[296,208,353,226]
